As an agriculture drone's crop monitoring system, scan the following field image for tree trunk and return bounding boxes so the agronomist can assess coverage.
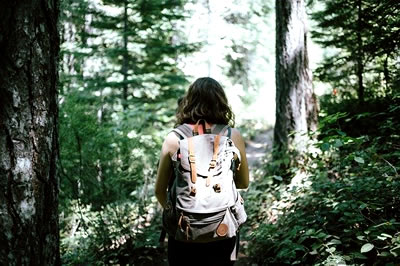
[122,0,129,110]
[383,53,391,93]
[0,0,60,265]
[274,0,318,153]
[356,0,365,103]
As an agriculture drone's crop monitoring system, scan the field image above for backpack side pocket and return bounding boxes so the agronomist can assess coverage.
[162,201,178,237]
[230,192,247,226]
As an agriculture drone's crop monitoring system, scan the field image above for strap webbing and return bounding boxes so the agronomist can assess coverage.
[173,124,193,139]
[188,137,197,184]
[206,134,220,186]
[213,124,231,138]
[172,128,186,140]
[194,119,211,135]
[219,125,231,137]
[213,135,221,164]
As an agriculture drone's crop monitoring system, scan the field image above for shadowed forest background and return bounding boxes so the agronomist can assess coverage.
[0,0,399,265]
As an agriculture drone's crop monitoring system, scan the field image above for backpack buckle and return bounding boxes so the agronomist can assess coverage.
[209,159,217,168]
[213,183,221,193]
[190,186,197,196]
[189,154,196,163]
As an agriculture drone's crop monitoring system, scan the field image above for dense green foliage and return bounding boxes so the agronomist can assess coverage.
[246,95,400,264]
[311,0,400,102]
[56,0,400,264]
[59,0,193,264]
[243,1,400,261]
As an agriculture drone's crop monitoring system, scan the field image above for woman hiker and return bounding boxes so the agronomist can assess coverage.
[155,77,249,265]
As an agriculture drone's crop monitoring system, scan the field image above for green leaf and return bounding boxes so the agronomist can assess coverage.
[334,139,343,148]
[309,250,318,255]
[354,157,365,164]
[390,245,400,256]
[328,239,342,245]
[321,143,330,151]
[378,251,391,257]
[283,158,290,166]
[359,203,367,210]
[326,247,336,253]
[357,235,365,241]
[352,252,368,259]
[361,243,374,253]
[273,175,283,181]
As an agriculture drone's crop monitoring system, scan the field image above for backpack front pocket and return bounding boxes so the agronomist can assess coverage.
[175,209,228,242]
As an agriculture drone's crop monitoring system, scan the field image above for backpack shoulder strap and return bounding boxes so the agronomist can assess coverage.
[213,124,231,138]
[172,124,193,139]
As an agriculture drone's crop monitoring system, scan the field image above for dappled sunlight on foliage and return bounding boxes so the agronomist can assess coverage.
[60,197,164,264]
[54,0,400,264]
[245,95,400,265]
[58,0,191,263]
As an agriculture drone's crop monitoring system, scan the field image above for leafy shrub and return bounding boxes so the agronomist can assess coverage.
[60,196,165,265]
[59,93,173,264]
[246,96,400,265]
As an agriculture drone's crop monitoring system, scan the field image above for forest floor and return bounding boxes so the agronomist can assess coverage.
[245,128,274,169]
[234,128,274,265]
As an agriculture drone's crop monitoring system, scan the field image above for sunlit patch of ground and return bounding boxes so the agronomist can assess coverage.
[245,128,274,181]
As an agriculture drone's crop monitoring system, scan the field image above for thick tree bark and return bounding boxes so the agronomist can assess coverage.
[0,0,60,265]
[274,0,318,153]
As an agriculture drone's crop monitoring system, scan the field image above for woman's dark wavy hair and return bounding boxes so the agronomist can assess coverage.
[176,77,235,127]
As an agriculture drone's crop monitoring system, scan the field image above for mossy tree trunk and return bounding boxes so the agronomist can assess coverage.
[0,0,60,264]
[274,0,318,154]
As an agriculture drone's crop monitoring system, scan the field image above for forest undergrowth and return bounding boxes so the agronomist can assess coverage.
[59,95,400,266]
[243,94,400,265]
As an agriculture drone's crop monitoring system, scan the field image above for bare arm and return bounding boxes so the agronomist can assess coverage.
[230,128,249,189]
[155,132,179,209]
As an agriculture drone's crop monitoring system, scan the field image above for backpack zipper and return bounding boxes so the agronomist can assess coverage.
[182,209,226,226]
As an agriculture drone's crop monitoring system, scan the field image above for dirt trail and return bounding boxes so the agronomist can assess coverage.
[234,129,274,265]
[245,128,274,170]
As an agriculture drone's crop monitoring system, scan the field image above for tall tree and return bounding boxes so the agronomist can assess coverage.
[58,1,196,261]
[311,0,400,101]
[89,0,191,110]
[274,0,318,154]
[0,0,60,264]
[59,0,194,209]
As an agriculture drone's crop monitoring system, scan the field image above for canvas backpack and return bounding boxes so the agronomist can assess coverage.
[162,120,247,244]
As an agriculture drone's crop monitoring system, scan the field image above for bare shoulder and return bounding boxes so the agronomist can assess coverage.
[230,127,242,137]
[230,128,245,146]
[162,131,180,157]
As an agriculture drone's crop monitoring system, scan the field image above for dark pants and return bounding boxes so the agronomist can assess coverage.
[167,236,237,266]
